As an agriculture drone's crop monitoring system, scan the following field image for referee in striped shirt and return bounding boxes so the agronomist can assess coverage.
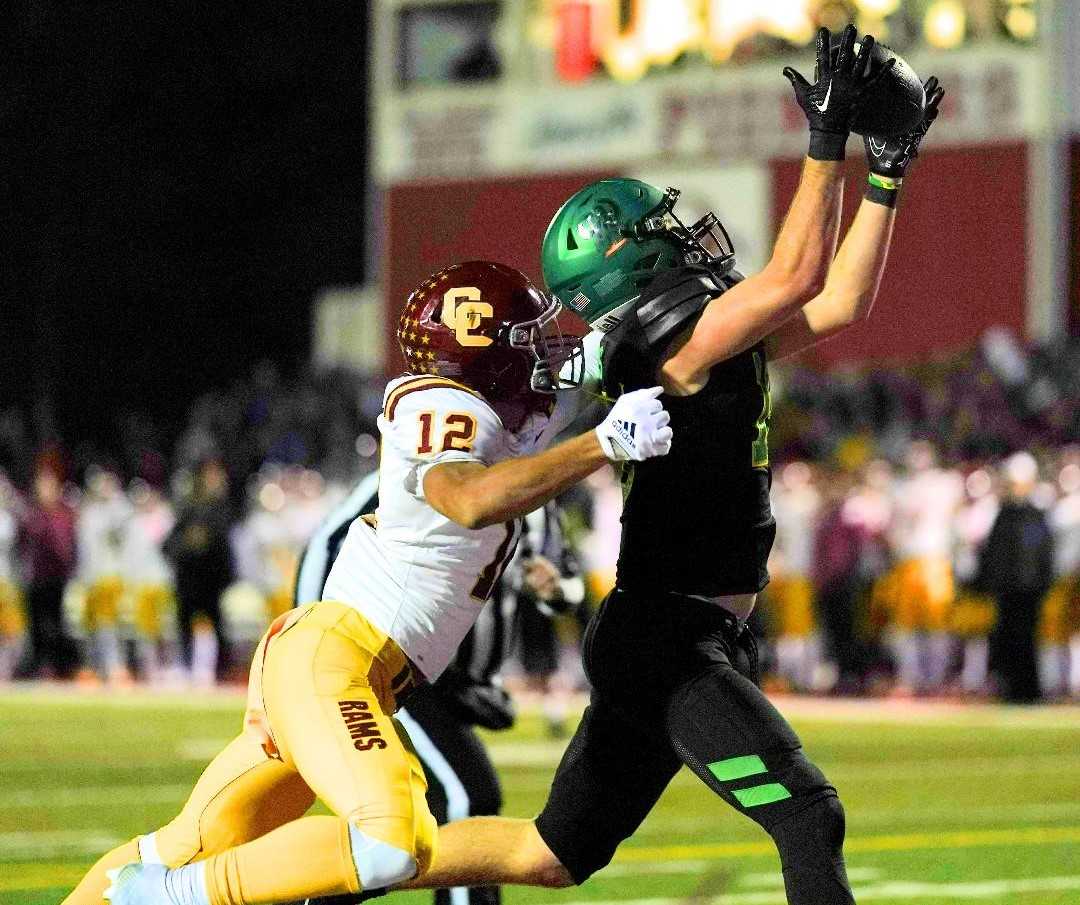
[293,472,582,905]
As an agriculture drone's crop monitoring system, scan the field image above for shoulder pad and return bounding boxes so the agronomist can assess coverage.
[600,265,741,394]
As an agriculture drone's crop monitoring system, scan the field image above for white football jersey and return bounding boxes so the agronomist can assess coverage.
[324,374,557,679]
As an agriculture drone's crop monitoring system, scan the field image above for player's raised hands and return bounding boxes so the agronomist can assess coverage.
[865,76,945,180]
[783,24,896,160]
[595,386,672,462]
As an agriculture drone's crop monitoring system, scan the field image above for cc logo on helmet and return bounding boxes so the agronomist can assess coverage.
[441,287,493,348]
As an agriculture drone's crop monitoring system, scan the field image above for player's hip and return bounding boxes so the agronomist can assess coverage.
[247,603,422,727]
[582,587,756,699]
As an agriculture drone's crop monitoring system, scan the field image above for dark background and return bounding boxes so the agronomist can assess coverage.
[3,1,369,448]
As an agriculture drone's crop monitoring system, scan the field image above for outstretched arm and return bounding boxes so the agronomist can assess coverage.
[424,387,671,529]
[662,26,891,391]
[661,158,843,391]
[764,196,894,360]
[424,432,607,530]
[765,77,945,360]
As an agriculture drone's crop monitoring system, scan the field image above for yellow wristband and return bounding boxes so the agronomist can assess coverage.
[868,172,902,191]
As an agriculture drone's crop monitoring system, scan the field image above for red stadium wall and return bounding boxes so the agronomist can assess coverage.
[770,143,1030,367]
[383,145,1030,374]
[384,171,610,373]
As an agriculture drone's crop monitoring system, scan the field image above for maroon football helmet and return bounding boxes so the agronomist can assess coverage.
[397,261,584,432]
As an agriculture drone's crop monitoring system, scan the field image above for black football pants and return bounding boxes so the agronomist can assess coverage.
[536,588,854,905]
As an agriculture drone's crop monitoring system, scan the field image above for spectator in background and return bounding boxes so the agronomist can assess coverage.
[843,459,896,688]
[17,467,78,677]
[978,452,1054,703]
[0,473,26,679]
[1040,456,1080,697]
[76,466,133,684]
[513,504,586,738]
[951,466,1000,695]
[766,461,822,692]
[885,442,963,695]
[164,458,235,681]
[812,469,866,693]
[122,479,177,683]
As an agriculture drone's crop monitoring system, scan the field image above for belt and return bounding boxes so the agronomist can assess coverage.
[390,658,426,707]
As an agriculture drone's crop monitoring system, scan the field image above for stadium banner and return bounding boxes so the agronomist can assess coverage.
[375,46,1045,183]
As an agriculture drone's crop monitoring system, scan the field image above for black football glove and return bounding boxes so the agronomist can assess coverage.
[783,24,896,161]
[436,665,517,730]
[865,76,945,181]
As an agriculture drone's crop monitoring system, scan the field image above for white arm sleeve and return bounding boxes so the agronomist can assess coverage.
[547,330,606,439]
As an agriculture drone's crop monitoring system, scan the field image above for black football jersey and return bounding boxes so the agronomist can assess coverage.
[601,264,775,596]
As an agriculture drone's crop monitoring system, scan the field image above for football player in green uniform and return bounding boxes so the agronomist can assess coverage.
[402,26,944,905]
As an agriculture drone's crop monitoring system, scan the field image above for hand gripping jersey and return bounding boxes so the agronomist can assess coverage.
[601,263,776,596]
[323,375,555,680]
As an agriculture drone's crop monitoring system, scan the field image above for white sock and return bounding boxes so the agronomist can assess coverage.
[926,631,952,690]
[1038,644,1066,698]
[190,626,218,686]
[1070,636,1080,696]
[892,631,920,688]
[960,637,989,692]
[165,861,210,905]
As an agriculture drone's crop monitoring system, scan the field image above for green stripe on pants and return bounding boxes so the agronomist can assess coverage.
[707,754,768,782]
[732,782,792,808]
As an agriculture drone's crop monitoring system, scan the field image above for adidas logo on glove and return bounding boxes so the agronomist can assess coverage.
[595,387,673,462]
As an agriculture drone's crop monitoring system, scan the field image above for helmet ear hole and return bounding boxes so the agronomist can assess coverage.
[565,229,578,251]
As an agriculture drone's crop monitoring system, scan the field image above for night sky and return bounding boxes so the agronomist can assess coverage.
[4,1,369,445]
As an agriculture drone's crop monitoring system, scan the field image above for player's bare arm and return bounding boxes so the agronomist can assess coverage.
[424,386,672,529]
[662,26,894,392]
[766,77,946,360]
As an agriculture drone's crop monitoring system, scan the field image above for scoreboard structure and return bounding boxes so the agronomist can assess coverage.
[367,0,1076,374]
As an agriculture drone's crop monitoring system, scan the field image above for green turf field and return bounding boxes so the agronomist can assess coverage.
[2,689,1079,905]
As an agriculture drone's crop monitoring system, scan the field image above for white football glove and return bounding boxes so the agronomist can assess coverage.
[595,386,673,462]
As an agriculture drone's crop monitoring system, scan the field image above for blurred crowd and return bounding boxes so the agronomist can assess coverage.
[761,445,1079,703]
[1,333,1079,704]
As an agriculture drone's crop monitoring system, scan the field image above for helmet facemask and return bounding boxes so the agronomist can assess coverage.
[508,300,585,394]
[632,187,736,272]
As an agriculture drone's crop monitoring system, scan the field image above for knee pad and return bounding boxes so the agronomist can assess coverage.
[348,825,418,890]
[769,791,847,873]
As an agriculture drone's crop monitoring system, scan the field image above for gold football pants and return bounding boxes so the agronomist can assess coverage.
[62,601,437,905]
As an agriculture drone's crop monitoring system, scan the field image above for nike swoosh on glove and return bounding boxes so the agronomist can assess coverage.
[865,76,945,179]
[783,24,896,160]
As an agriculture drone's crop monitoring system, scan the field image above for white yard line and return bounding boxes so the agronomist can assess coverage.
[737,867,882,887]
[5,686,1080,727]
[0,783,190,808]
[0,829,122,860]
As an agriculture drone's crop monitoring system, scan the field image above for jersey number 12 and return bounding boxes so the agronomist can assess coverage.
[417,412,478,455]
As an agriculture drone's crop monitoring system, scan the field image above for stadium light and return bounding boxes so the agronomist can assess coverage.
[924,0,966,50]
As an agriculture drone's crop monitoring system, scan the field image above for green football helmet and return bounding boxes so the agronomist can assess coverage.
[540,177,735,331]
